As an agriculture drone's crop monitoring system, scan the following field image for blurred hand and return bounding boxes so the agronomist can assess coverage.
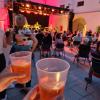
[23,85,40,100]
[23,85,65,100]
[0,67,25,92]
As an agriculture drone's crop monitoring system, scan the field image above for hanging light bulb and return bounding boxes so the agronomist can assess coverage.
[9,8,13,11]
[52,9,55,12]
[60,10,64,14]
[43,13,47,16]
[38,6,42,10]
[39,11,42,15]
[26,10,31,14]
[26,4,30,8]
[34,12,38,14]
[20,10,24,13]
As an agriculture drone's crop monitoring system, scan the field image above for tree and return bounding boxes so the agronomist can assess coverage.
[97,26,100,33]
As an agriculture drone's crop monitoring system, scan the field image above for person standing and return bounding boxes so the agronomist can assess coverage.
[0,28,7,99]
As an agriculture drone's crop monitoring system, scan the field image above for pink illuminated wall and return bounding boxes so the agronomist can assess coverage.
[0,0,9,31]
[49,14,69,32]
[29,0,59,6]
[28,0,68,7]
[0,8,9,31]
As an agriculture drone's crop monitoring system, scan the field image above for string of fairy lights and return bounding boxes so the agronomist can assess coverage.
[7,1,69,16]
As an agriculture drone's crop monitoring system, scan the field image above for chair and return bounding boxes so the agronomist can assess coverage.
[40,45,51,58]
[55,43,65,58]
[85,59,100,90]
[74,44,91,64]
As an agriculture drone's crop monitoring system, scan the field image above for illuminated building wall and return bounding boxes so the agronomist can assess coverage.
[49,14,69,32]
[0,0,9,31]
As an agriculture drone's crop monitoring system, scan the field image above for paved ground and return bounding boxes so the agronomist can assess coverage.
[7,47,100,100]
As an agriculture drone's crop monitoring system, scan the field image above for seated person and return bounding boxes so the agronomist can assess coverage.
[75,38,90,61]
[85,41,100,83]
[55,33,64,49]
[73,33,82,46]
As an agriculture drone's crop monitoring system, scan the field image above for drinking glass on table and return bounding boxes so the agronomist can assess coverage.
[10,51,32,84]
[36,58,70,100]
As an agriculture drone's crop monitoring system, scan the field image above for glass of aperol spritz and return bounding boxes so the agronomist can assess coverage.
[36,58,70,100]
[10,51,32,84]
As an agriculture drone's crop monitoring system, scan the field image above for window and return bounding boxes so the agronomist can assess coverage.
[77,1,84,7]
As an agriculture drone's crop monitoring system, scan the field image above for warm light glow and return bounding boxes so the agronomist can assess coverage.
[56,72,60,82]
[33,22,41,29]
[38,6,42,10]
[43,13,47,16]
[52,9,55,12]
[26,11,31,14]
[46,14,49,16]
[60,10,64,14]
[49,14,68,32]
[21,4,24,7]
[20,10,24,13]
[26,4,30,8]
[24,22,30,28]
[39,11,42,15]
[9,8,13,11]
[0,8,10,31]
[34,12,38,14]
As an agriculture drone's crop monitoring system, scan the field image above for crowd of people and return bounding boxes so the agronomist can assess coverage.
[0,14,100,99]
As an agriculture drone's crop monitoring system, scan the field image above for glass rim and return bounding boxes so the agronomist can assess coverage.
[36,58,70,74]
[10,51,32,58]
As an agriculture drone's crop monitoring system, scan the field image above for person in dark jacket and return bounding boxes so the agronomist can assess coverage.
[85,41,100,83]
[41,32,52,50]
[40,31,52,57]
[36,30,44,48]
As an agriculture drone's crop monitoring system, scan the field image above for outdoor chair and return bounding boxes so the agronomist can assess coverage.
[40,45,51,58]
[54,43,65,58]
[73,44,91,64]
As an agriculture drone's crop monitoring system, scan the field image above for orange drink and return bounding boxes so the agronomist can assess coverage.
[11,60,31,84]
[39,81,64,100]
[36,58,70,100]
[10,51,32,84]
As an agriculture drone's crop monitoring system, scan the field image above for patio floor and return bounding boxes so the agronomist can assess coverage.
[7,47,100,100]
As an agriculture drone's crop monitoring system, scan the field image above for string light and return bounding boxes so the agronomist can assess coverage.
[9,8,13,11]
[26,4,30,8]
[43,13,47,16]
[52,9,55,12]
[26,10,31,14]
[60,10,64,14]
[39,11,42,15]
[20,10,24,13]
[34,12,38,14]
[21,4,24,7]
[38,6,42,10]
[8,1,69,15]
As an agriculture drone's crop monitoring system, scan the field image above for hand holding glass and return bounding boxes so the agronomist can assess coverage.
[10,51,32,84]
